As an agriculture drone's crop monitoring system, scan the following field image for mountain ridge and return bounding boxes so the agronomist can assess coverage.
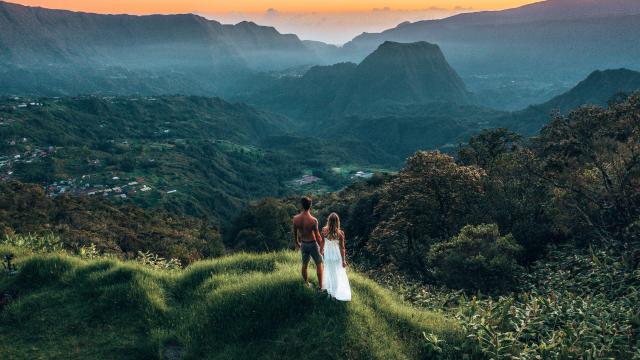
[503,68,640,134]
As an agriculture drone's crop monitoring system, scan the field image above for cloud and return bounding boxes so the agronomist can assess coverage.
[265,8,279,18]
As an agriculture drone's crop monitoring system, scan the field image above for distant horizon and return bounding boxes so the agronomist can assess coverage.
[7,0,540,44]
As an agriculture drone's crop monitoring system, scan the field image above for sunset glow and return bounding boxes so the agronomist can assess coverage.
[12,1,539,15]
[8,0,541,44]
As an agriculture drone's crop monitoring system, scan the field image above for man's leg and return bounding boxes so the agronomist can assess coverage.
[316,262,324,289]
[301,263,309,285]
[312,244,324,289]
[301,250,310,285]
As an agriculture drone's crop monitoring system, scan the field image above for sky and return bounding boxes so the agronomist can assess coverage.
[12,1,539,44]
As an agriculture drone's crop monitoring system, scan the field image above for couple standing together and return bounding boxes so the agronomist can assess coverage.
[293,196,352,301]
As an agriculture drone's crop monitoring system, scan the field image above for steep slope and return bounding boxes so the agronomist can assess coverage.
[0,182,223,262]
[539,68,640,112]
[0,1,318,95]
[502,69,640,134]
[242,41,473,121]
[0,250,465,359]
[335,41,473,115]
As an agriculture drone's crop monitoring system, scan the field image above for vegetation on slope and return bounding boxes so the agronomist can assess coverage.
[0,96,391,222]
[0,246,467,359]
[0,182,224,263]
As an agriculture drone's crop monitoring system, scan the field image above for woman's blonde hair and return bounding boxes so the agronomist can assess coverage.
[323,212,341,240]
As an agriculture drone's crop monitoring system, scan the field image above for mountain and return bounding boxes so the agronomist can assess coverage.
[539,68,640,112]
[0,1,319,95]
[334,41,473,115]
[241,41,474,122]
[338,0,640,109]
[503,68,640,134]
[421,0,640,26]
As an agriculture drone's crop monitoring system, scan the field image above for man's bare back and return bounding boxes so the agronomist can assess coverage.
[293,211,321,244]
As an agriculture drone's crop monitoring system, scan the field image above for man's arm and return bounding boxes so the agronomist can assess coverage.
[293,220,300,250]
[314,219,324,255]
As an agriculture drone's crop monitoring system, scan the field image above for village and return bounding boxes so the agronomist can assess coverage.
[289,169,375,188]
[44,175,158,199]
[0,138,178,200]
[0,141,56,182]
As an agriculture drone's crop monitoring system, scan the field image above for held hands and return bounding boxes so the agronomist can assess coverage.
[342,260,347,268]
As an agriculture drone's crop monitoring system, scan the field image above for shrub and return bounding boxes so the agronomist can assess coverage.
[428,224,523,292]
[457,246,640,359]
[1,232,63,253]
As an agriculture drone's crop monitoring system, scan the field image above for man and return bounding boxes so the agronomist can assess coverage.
[293,196,324,289]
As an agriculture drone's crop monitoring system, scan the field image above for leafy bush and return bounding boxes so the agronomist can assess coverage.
[136,250,182,270]
[457,246,640,359]
[1,232,63,253]
[428,224,523,292]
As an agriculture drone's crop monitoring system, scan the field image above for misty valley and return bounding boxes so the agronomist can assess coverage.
[1,0,640,359]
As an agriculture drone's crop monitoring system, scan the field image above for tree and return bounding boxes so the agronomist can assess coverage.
[228,198,297,252]
[428,224,523,292]
[535,94,640,244]
[458,129,556,262]
[368,151,487,277]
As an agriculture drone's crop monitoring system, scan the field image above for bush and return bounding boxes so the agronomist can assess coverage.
[457,246,640,359]
[428,224,523,292]
[1,232,63,253]
[227,198,297,252]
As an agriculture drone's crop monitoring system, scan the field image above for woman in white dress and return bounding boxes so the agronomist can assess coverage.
[321,213,352,301]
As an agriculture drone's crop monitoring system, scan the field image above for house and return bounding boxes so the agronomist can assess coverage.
[17,104,27,108]
[140,185,152,192]
[167,190,177,194]
[293,175,321,186]
[353,171,374,179]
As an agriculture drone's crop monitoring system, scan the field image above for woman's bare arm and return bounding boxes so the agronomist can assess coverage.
[339,231,347,267]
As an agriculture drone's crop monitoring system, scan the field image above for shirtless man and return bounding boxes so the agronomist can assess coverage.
[293,196,324,288]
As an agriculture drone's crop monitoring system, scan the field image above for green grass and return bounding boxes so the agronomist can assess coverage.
[0,247,465,359]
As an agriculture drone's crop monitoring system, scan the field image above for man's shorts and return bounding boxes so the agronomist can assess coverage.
[301,241,323,266]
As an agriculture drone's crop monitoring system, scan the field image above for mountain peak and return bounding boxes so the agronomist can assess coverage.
[335,41,473,114]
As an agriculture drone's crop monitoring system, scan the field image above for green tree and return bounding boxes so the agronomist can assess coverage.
[368,151,487,277]
[535,94,640,244]
[428,224,523,292]
[228,198,297,252]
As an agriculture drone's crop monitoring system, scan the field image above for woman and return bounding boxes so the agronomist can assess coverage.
[321,213,351,301]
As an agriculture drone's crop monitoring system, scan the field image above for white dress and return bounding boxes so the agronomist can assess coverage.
[322,237,352,301]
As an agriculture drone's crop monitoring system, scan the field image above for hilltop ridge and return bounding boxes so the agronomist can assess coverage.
[0,249,465,359]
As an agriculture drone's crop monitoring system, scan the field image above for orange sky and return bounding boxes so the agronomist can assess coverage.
[10,0,541,43]
[11,1,539,14]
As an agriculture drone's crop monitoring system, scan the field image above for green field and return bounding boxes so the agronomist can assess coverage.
[0,247,466,359]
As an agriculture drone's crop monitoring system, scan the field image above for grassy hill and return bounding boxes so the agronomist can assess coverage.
[0,248,466,359]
